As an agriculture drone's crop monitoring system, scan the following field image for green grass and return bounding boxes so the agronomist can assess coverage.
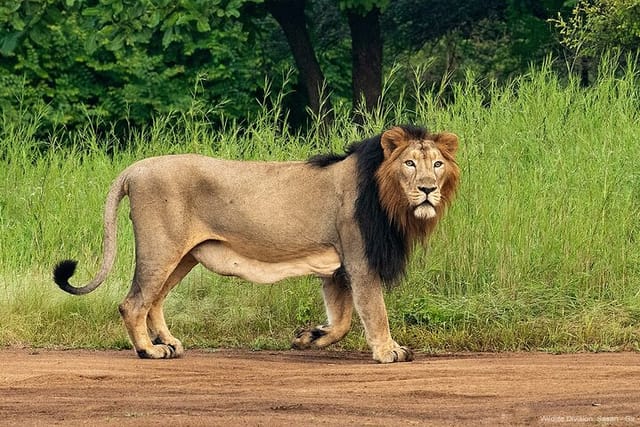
[1,59,639,353]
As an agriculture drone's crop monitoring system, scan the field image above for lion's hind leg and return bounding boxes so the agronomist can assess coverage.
[292,272,353,350]
[146,254,198,358]
[119,256,194,359]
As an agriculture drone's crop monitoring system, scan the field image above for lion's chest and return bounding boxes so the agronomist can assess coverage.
[190,241,341,284]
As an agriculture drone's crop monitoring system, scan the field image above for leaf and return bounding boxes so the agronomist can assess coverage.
[11,15,26,31]
[196,18,210,32]
[82,6,103,17]
[113,0,123,16]
[34,21,58,47]
[226,8,241,18]
[108,34,125,51]
[148,10,161,27]
[84,33,98,54]
[0,31,21,55]
[162,27,174,47]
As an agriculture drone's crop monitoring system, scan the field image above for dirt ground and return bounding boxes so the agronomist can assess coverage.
[1,349,639,426]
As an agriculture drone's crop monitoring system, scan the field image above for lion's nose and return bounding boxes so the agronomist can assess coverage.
[419,186,437,195]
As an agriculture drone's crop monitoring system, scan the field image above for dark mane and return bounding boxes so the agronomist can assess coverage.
[307,125,429,169]
[307,152,349,167]
[306,138,362,168]
[351,134,408,287]
[308,125,430,286]
[395,124,428,141]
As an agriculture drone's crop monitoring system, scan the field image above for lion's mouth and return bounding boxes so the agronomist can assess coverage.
[417,199,435,209]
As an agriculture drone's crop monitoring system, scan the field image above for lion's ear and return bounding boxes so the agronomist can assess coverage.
[434,132,459,157]
[380,127,407,158]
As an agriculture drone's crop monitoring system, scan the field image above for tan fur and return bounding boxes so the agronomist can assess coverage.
[56,127,460,363]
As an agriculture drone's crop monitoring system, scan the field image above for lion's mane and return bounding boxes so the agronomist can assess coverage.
[309,125,459,286]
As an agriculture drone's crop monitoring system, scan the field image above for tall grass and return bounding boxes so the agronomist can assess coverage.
[1,58,639,352]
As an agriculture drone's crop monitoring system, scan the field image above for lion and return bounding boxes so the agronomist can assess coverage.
[53,125,460,363]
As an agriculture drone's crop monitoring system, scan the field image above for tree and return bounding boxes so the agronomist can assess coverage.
[265,0,388,122]
[550,0,639,86]
[0,0,581,132]
[553,0,640,55]
[265,0,332,120]
[345,5,383,120]
[0,0,269,129]
[381,0,572,90]
[339,0,389,120]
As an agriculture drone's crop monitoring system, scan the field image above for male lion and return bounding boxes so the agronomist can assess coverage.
[54,125,460,363]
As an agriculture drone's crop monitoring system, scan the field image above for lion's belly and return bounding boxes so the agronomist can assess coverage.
[190,241,341,284]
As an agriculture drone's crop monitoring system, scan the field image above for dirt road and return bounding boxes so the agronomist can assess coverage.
[1,348,639,426]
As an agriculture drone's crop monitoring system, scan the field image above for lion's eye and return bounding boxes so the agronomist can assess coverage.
[433,160,444,168]
[404,160,416,167]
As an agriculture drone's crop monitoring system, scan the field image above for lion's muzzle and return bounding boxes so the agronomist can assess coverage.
[412,186,440,219]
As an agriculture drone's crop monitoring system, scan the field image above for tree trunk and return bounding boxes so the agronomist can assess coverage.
[580,56,590,87]
[266,0,332,121]
[347,7,382,121]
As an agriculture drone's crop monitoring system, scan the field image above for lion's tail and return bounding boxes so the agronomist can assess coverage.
[53,172,128,295]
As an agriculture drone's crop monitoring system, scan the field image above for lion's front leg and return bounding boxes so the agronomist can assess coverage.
[350,273,414,363]
[292,274,353,350]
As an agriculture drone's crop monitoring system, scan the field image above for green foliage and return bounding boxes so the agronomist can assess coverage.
[552,0,640,56]
[0,0,589,133]
[338,0,389,14]
[384,0,573,89]
[0,0,269,129]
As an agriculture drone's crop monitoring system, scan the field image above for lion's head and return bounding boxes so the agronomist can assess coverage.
[308,125,460,285]
[375,126,460,241]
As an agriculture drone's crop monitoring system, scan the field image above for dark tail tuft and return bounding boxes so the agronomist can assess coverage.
[53,259,78,291]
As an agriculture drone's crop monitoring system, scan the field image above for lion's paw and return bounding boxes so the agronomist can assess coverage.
[138,340,184,359]
[374,346,414,363]
[291,326,329,350]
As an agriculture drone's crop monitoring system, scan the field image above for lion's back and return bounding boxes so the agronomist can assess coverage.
[121,153,355,253]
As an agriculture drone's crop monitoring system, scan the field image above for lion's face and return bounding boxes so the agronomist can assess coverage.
[375,127,459,234]
[394,140,449,220]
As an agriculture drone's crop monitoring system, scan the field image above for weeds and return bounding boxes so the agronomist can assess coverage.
[1,59,639,352]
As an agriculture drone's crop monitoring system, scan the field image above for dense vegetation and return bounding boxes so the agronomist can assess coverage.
[1,58,639,352]
[0,0,583,130]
